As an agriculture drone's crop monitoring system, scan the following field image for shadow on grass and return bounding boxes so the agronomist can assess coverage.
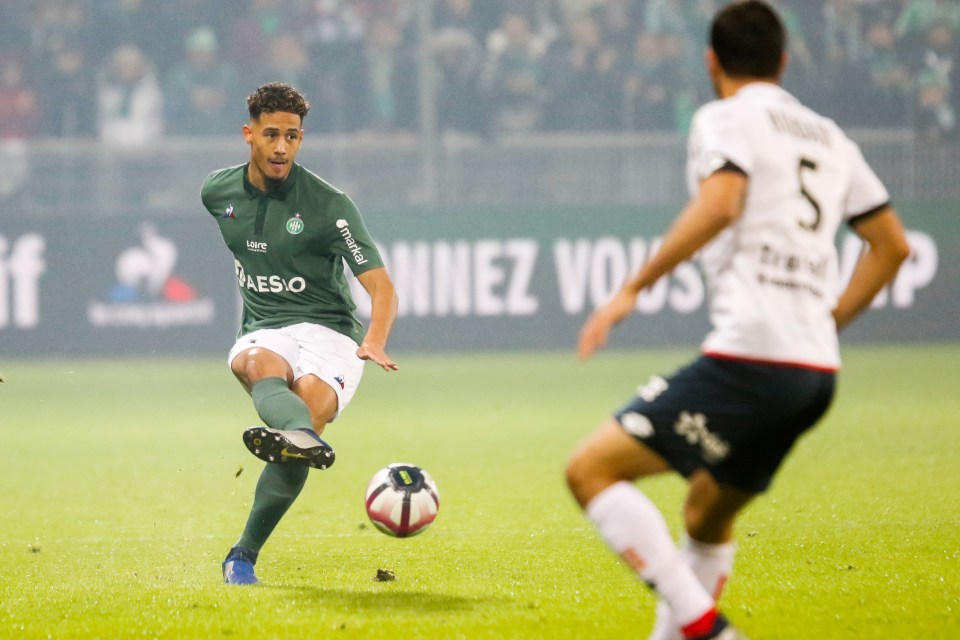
[261,584,504,612]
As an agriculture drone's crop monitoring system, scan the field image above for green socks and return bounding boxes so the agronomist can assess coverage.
[238,377,315,552]
[250,376,313,432]
[237,463,309,551]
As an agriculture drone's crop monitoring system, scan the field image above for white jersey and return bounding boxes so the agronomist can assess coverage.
[686,83,889,370]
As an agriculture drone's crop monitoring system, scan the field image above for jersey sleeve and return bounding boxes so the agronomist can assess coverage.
[326,193,385,276]
[200,173,216,217]
[842,139,890,223]
[200,168,233,219]
[690,102,754,180]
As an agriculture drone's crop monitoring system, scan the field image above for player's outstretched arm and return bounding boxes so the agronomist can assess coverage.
[834,206,910,331]
[356,267,399,371]
[578,170,747,360]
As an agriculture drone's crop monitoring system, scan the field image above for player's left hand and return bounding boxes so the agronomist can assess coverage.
[357,343,399,372]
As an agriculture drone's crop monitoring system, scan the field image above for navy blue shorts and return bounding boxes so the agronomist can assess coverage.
[614,355,835,494]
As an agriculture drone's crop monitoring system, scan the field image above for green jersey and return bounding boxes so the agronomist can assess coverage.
[201,163,384,344]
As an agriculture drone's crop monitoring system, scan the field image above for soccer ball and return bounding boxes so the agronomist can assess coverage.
[364,463,440,538]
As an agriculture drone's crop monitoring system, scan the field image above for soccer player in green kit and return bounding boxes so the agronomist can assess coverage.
[201,82,399,585]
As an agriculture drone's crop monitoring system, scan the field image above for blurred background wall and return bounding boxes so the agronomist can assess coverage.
[1,0,957,355]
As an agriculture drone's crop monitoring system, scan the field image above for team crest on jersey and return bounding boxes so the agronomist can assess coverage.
[334,374,345,389]
[286,213,304,235]
[222,204,235,219]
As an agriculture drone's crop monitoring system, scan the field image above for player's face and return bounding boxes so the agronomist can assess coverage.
[243,111,303,189]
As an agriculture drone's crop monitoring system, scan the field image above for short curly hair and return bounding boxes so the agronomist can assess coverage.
[246,82,311,121]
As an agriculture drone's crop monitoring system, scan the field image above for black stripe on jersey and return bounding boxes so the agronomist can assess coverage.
[711,160,748,177]
[847,201,891,228]
[253,197,269,236]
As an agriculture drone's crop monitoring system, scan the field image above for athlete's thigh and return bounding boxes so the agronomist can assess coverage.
[228,328,299,389]
[288,322,366,422]
[291,374,339,433]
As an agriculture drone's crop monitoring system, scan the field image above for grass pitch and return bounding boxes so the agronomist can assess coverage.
[1,344,958,639]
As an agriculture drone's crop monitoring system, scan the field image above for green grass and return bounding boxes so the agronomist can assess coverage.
[1,345,958,639]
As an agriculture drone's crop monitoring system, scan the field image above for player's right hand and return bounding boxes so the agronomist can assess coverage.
[577,290,637,360]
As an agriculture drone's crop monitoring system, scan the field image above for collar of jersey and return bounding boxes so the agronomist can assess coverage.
[242,163,299,200]
[734,81,796,104]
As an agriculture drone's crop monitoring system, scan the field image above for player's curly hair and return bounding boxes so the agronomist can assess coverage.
[246,82,311,121]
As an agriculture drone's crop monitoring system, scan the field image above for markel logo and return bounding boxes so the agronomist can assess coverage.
[336,219,368,265]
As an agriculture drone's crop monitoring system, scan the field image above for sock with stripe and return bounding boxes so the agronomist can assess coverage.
[649,537,736,640]
[586,481,719,636]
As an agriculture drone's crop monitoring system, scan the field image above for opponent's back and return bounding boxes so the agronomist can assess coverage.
[687,83,890,369]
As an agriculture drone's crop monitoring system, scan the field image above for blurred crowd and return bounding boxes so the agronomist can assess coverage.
[1,0,957,147]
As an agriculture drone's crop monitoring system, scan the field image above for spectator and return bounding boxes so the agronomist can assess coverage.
[914,24,957,140]
[164,26,239,136]
[434,0,487,42]
[298,0,366,132]
[261,34,312,91]
[97,44,164,146]
[0,55,37,198]
[229,0,290,80]
[543,14,620,130]
[500,0,566,48]
[643,0,689,36]
[894,0,960,45]
[429,27,486,134]
[26,0,92,65]
[621,32,676,131]
[481,12,548,135]
[590,0,643,59]
[356,17,418,135]
[91,0,174,72]
[35,35,97,137]
[0,56,39,139]
[860,17,911,126]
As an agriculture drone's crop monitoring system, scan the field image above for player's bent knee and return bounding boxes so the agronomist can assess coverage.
[231,348,290,387]
[565,449,608,509]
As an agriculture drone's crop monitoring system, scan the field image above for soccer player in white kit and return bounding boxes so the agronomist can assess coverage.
[565,2,910,639]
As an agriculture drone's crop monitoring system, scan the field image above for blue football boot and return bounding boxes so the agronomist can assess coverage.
[222,546,260,586]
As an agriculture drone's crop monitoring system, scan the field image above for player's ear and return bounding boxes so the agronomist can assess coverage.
[777,52,789,79]
[242,123,253,144]
[705,48,719,76]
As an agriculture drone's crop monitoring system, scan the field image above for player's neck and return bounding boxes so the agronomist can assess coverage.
[717,75,779,99]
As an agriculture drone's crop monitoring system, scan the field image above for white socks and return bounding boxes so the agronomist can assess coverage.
[648,537,736,640]
[586,482,716,630]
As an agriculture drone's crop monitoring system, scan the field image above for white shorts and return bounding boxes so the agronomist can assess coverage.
[227,322,365,421]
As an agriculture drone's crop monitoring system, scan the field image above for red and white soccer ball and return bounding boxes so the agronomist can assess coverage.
[364,463,440,538]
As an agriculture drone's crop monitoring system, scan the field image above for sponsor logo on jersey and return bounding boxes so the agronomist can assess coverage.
[235,260,307,293]
[336,219,369,265]
[286,213,304,235]
[246,240,267,253]
[222,204,235,219]
[87,224,214,328]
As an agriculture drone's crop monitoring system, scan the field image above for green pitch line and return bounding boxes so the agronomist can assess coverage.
[1,345,958,639]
